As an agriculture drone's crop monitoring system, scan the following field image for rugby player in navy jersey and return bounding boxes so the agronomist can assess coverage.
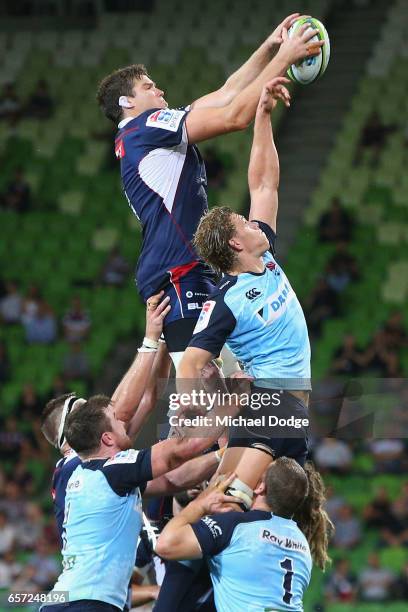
[157,459,333,612]
[178,76,312,511]
[96,15,323,367]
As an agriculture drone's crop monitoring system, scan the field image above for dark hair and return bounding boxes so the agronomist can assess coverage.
[265,457,309,519]
[41,393,74,447]
[193,206,238,274]
[65,394,112,456]
[96,64,148,123]
[293,462,334,570]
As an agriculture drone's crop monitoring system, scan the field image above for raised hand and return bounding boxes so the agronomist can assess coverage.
[145,291,171,341]
[279,22,324,65]
[258,77,291,112]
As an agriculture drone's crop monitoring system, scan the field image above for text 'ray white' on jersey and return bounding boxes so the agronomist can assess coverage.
[192,510,312,612]
[189,222,311,390]
[116,107,214,302]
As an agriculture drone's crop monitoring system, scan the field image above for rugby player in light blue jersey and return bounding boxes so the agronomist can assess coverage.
[178,78,311,510]
[96,17,322,368]
[157,458,332,612]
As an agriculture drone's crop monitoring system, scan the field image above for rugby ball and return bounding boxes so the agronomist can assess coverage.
[287,17,330,85]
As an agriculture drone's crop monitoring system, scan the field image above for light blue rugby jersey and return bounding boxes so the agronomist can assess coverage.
[189,221,311,390]
[46,448,152,610]
[191,510,312,612]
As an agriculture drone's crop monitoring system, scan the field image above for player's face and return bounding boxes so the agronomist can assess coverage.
[131,75,167,113]
[231,214,269,255]
[106,405,132,451]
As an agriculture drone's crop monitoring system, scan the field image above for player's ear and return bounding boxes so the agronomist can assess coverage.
[228,237,242,252]
[101,431,115,447]
[118,96,134,109]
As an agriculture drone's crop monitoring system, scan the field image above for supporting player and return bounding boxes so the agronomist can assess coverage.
[96,16,323,368]
[178,77,311,510]
[156,459,333,612]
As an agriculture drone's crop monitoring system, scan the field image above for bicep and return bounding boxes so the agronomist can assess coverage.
[157,525,203,561]
[185,106,236,144]
[190,85,232,111]
[249,188,278,233]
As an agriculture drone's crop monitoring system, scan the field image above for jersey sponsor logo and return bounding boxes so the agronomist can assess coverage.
[266,261,276,271]
[245,288,262,301]
[187,302,203,310]
[146,109,185,132]
[67,474,83,493]
[261,529,308,553]
[193,300,215,334]
[104,449,140,466]
[201,516,222,538]
[256,282,294,325]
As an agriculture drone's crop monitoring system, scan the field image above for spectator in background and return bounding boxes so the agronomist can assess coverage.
[16,503,45,552]
[324,558,357,603]
[0,280,23,324]
[358,553,395,602]
[0,549,22,590]
[25,79,54,119]
[101,246,130,286]
[318,197,353,243]
[0,417,26,463]
[314,438,353,474]
[382,311,408,351]
[18,383,42,419]
[363,486,393,530]
[62,296,91,343]
[27,539,59,591]
[0,83,21,122]
[364,329,402,377]
[331,334,368,376]
[21,284,41,324]
[369,438,406,473]
[13,458,35,496]
[0,510,16,555]
[332,504,362,549]
[324,243,360,294]
[358,111,396,164]
[23,299,57,344]
[394,561,408,600]
[0,481,27,523]
[203,146,226,190]
[380,497,408,547]
[325,485,347,524]
[62,342,90,384]
[2,167,31,213]
[305,278,339,337]
[47,375,69,401]
[0,340,10,384]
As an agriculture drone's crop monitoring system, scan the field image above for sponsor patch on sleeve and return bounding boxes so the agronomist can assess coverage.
[193,300,216,334]
[146,108,185,132]
[201,516,222,539]
[104,449,140,466]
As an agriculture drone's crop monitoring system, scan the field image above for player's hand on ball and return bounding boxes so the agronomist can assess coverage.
[145,291,171,341]
[259,77,291,112]
[279,22,324,64]
[267,12,301,50]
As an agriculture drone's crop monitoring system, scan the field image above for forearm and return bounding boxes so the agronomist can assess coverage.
[223,39,276,102]
[249,106,279,191]
[113,351,157,423]
[166,451,219,490]
[226,51,288,130]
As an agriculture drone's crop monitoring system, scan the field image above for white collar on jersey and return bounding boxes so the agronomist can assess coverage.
[118,117,134,129]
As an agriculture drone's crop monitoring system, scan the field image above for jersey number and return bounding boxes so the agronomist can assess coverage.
[280,558,294,605]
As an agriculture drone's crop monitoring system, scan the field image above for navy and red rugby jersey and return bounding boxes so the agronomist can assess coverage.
[116,106,215,302]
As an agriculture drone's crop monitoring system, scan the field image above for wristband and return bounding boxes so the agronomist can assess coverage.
[137,346,157,353]
[143,336,159,350]
[215,446,226,463]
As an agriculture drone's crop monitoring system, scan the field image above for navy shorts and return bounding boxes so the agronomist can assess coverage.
[228,388,309,466]
[40,601,120,612]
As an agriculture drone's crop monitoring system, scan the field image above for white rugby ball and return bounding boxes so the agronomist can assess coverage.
[287,17,330,85]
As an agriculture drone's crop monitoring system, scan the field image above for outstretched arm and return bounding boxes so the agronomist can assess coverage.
[248,78,291,232]
[113,293,170,425]
[191,13,301,110]
[185,24,322,143]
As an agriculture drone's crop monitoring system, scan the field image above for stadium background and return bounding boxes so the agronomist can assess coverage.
[0,0,407,610]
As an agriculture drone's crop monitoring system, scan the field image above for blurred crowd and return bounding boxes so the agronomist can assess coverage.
[0,80,54,125]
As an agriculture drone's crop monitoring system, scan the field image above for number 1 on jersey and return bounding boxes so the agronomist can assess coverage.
[280,557,294,605]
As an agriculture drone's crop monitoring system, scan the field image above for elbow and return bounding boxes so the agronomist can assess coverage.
[156,534,177,560]
[224,105,251,133]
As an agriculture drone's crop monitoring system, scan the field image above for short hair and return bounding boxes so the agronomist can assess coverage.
[41,393,74,447]
[265,457,309,518]
[65,394,112,457]
[193,206,238,274]
[96,64,148,123]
